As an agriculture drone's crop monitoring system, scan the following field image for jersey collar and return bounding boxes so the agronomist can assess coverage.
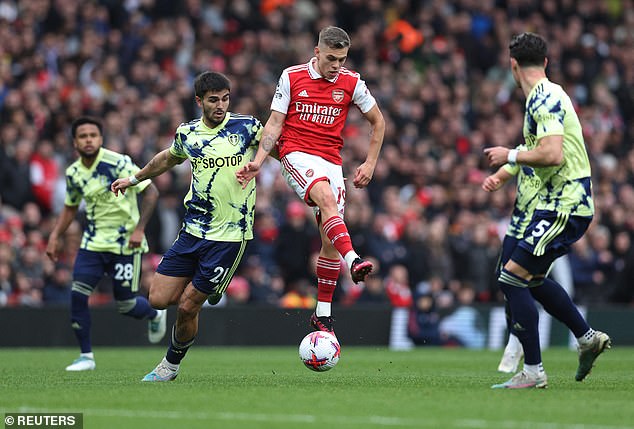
[308,57,339,83]
[80,147,103,171]
[199,113,230,133]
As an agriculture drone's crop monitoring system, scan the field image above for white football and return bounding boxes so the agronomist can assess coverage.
[299,331,341,372]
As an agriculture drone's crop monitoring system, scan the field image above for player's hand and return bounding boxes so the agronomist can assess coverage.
[484,147,510,168]
[45,238,59,262]
[236,162,260,189]
[111,178,132,196]
[482,175,502,192]
[353,162,374,188]
[128,229,144,249]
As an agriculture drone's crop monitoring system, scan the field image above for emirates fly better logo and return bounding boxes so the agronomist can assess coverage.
[295,102,343,125]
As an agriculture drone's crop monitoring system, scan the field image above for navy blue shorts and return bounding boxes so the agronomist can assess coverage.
[73,249,142,300]
[156,230,248,295]
[496,235,519,276]
[512,210,591,275]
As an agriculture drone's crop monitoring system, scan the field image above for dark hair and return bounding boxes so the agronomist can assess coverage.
[509,32,547,67]
[71,116,103,138]
[318,26,351,50]
[194,71,231,98]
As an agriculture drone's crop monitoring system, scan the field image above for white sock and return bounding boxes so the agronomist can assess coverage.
[80,352,94,360]
[316,302,331,317]
[505,334,522,353]
[343,251,359,268]
[577,328,596,345]
[161,357,179,371]
[524,363,544,376]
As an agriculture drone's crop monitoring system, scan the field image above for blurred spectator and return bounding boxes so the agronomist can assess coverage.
[274,200,319,287]
[609,231,634,304]
[225,276,251,306]
[438,286,486,349]
[1,139,34,211]
[384,264,413,308]
[279,278,317,309]
[0,261,13,306]
[408,292,443,346]
[29,140,59,215]
[42,263,72,306]
[568,235,603,304]
[242,255,283,306]
[0,0,632,310]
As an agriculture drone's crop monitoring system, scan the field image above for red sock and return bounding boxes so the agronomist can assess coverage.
[322,216,354,257]
[316,257,340,302]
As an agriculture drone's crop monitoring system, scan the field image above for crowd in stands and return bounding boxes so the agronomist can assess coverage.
[1,1,634,321]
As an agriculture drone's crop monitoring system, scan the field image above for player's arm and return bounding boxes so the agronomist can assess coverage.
[482,166,514,192]
[111,149,184,196]
[484,136,563,168]
[236,110,286,188]
[128,182,159,249]
[354,104,385,188]
[46,204,79,262]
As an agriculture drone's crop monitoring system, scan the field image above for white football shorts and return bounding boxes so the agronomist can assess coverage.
[280,151,346,216]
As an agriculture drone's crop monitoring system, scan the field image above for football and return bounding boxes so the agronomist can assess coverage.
[298,331,341,372]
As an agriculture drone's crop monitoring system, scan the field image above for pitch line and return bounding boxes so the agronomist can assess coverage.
[10,407,634,429]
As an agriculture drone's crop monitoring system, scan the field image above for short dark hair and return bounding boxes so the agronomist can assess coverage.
[194,71,231,98]
[509,32,547,67]
[71,116,102,138]
[318,26,351,50]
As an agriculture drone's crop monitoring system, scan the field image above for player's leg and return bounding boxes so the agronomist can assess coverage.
[281,152,372,283]
[109,252,167,344]
[142,282,202,382]
[491,256,547,389]
[523,214,610,381]
[144,238,245,381]
[309,180,371,282]
[496,236,523,373]
[309,226,340,333]
[66,249,103,371]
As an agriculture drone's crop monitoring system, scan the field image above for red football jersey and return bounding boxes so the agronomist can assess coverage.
[271,58,376,165]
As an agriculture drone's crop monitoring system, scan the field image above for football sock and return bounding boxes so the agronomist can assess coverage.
[322,216,354,258]
[524,362,544,376]
[160,357,179,372]
[70,290,92,354]
[166,325,195,365]
[498,269,541,365]
[80,352,94,360]
[506,333,522,353]
[316,302,331,318]
[316,256,340,305]
[504,299,514,335]
[577,328,596,345]
[529,278,590,338]
[121,296,158,320]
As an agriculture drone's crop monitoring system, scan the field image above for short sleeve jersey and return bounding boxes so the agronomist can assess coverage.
[271,58,376,165]
[523,78,594,217]
[170,113,262,241]
[503,146,541,239]
[64,148,150,255]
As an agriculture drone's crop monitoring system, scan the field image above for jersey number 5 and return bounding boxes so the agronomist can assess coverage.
[531,220,551,238]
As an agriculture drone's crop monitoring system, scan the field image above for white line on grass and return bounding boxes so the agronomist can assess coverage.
[10,407,634,429]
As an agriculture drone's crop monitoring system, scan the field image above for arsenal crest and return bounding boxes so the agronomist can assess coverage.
[331,89,344,103]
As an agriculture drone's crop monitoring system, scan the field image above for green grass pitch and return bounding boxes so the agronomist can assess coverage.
[1,346,633,429]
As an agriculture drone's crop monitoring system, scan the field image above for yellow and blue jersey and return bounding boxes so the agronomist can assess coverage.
[65,148,150,255]
[523,78,594,217]
[503,147,541,239]
[170,113,262,242]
